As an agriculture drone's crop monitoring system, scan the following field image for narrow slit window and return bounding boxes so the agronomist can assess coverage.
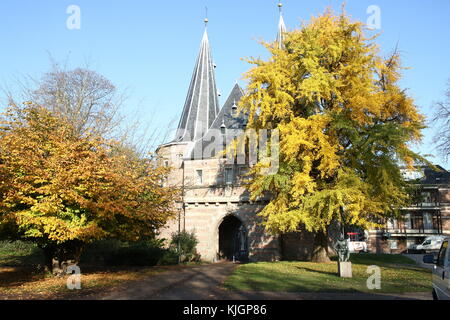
[196,170,203,185]
[225,168,234,185]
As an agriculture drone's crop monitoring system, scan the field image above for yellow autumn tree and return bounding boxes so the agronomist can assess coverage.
[0,103,178,273]
[240,10,427,262]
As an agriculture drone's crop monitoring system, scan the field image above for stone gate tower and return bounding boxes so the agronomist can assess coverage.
[157,5,297,262]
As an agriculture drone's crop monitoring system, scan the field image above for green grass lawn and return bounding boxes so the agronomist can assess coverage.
[224,254,431,294]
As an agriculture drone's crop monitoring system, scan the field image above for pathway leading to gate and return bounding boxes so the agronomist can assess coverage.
[98,262,237,300]
[93,262,431,300]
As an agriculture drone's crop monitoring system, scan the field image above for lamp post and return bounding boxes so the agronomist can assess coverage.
[178,158,186,265]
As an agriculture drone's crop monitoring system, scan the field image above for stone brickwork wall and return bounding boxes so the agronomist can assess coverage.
[159,201,280,262]
[440,188,450,203]
[368,231,408,254]
[280,230,315,261]
[280,220,341,260]
[157,142,281,262]
[367,231,390,254]
[157,141,346,262]
[442,218,450,235]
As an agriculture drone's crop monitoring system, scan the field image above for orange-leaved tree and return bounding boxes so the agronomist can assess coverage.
[0,103,178,274]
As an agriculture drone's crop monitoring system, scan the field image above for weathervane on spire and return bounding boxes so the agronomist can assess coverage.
[278,2,283,14]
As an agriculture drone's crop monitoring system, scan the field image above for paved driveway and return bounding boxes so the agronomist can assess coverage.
[99,262,238,300]
[94,262,431,300]
[403,253,435,270]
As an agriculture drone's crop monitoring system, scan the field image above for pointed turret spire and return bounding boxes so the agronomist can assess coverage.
[276,2,287,49]
[175,20,220,142]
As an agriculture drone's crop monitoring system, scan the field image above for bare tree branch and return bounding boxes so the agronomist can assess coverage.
[2,58,176,158]
[433,79,450,161]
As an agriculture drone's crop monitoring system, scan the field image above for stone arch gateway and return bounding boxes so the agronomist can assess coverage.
[218,215,248,262]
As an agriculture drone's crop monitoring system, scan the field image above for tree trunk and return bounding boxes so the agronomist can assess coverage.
[41,241,84,276]
[311,230,331,263]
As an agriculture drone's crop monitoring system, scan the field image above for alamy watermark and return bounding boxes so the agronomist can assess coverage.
[66,265,82,290]
[366,265,381,290]
[367,5,382,30]
[66,5,81,30]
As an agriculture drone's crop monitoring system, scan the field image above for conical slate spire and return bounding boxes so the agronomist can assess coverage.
[175,27,220,142]
[276,3,287,49]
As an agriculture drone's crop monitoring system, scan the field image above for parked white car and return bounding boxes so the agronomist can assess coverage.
[423,238,450,300]
[415,236,446,253]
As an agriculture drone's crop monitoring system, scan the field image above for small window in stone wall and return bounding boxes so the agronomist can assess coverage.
[196,170,203,185]
[389,240,398,250]
[225,168,234,185]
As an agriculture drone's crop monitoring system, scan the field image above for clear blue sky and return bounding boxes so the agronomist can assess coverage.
[0,0,449,167]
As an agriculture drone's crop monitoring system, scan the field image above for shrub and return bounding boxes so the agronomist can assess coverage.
[105,246,165,267]
[158,249,179,266]
[170,231,200,263]
[81,239,168,267]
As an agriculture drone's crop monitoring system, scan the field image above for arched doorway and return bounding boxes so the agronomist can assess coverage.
[218,215,248,262]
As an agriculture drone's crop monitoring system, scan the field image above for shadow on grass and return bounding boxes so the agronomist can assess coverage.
[0,253,44,267]
[225,264,356,293]
[0,267,45,288]
[338,253,417,266]
[294,266,337,276]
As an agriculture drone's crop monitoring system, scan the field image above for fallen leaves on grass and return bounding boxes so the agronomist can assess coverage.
[0,266,170,300]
